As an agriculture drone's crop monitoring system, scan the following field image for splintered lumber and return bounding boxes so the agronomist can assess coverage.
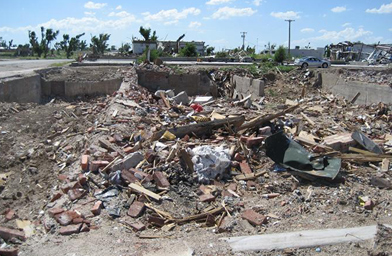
[350,92,361,104]
[222,224,392,252]
[99,139,125,157]
[295,136,335,152]
[235,170,267,181]
[300,112,315,126]
[145,203,174,220]
[239,104,300,131]
[381,159,390,172]
[151,116,245,141]
[349,147,378,156]
[340,154,392,162]
[159,91,171,108]
[174,207,224,224]
[129,183,162,201]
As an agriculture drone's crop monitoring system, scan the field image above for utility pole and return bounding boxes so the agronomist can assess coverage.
[240,32,247,50]
[285,19,295,57]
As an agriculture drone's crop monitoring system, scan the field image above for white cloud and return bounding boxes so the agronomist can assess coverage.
[115,5,122,10]
[164,20,178,26]
[212,7,257,19]
[293,27,373,45]
[253,0,262,6]
[108,11,131,18]
[206,0,234,5]
[301,28,314,33]
[389,28,392,31]
[84,1,107,9]
[143,8,201,22]
[270,11,300,20]
[342,22,351,27]
[366,2,392,14]
[331,6,347,13]
[84,11,95,16]
[189,21,201,28]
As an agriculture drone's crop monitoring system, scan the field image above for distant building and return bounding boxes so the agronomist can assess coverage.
[133,39,205,56]
[132,40,157,55]
[288,47,325,59]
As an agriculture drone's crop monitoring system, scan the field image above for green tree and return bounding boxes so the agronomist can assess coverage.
[90,33,110,55]
[79,40,87,51]
[246,46,255,55]
[215,51,228,58]
[206,46,215,55]
[61,33,85,58]
[274,45,286,63]
[119,43,131,55]
[8,39,13,49]
[139,26,157,42]
[28,30,43,57]
[180,43,197,57]
[28,27,59,58]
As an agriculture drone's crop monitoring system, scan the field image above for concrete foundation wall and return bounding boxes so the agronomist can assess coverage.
[136,70,215,96]
[64,78,122,98]
[232,75,265,99]
[0,75,41,103]
[322,73,392,105]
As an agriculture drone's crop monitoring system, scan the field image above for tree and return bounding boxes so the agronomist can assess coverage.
[60,33,85,58]
[139,26,157,42]
[246,45,255,55]
[28,27,59,58]
[119,43,131,55]
[206,46,215,55]
[215,51,228,58]
[8,39,13,49]
[274,45,286,63]
[28,31,43,57]
[180,43,197,57]
[110,45,116,51]
[90,33,110,55]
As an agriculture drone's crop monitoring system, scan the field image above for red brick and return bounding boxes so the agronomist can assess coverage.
[68,188,87,201]
[5,209,15,221]
[59,223,82,235]
[108,137,116,143]
[147,216,165,227]
[144,150,156,163]
[129,222,145,231]
[364,200,375,210]
[81,155,89,171]
[0,226,26,241]
[50,191,63,202]
[121,170,138,184]
[227,183,237,192]
[0,248,18,256]
[72,218,84,224]
[48,208,64,218]
[199,194,216,202]
[80,223,90,233]
[54,210,81,226]
[218,216,234,233]
[129,169,152,182]
[91,201,102,216]
[239,162,253,174]
[153,171,170,188]
[127,201,145,218]
[246,137,265,147]
[247,181,257,189]
[78,174,87,185]
[242,209,267,226]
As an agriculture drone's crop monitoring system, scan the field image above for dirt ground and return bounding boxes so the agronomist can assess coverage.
[0,65,391,256]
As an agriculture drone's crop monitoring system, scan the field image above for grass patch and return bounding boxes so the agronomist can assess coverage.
[49,61,73,67]
[277,65,296,72]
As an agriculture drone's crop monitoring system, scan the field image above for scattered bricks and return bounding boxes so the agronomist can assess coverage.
[242,209,267,226]
[227,183,237,192]
[247,181,257,189]
[121,170,138,184]
[239,161,253,174]
[0,248,18,256]
[234,153,245,161]
[246,137,265,147]
[59,223,82,236]
[5,209,16,221]
[58,174,68,181]
[218,216,234,233]
[0,226,26,241]
[148,216,165,227]
[72,218,84,224]
[198,185,211,195]
[129,222,145,231]
[91,201,102,216]
[153,171,170,188]
[130,169,152,182]
[81,155,89,171]
[259,126,272,136]
[48,208,64,218]
[199,194,216,202]
[80,223,90,233]
[68,188,87,201]
[78,174,87,185]
[145,150,156,163]
[50,191,63,202]
[364,200,375,210]
[323,133,356,152]
[127,201,145,218]
[54,210,81,226]
[205,214,215,227]
[108,137,116,143]
[90,161,110,172]
[111,152,144,172]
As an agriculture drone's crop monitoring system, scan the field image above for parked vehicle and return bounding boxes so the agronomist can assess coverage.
[294,56,330,69]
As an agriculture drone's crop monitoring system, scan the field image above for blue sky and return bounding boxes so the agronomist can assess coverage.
[0,0,391,51]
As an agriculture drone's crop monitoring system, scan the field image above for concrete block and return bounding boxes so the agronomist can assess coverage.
[111,152,144,171]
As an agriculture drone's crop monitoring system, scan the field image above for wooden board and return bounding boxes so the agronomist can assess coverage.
[222,224,392,252]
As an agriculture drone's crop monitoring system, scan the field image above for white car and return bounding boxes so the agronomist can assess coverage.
[294,56,330,69]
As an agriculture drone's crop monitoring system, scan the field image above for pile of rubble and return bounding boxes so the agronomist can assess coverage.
[0,65,391,255]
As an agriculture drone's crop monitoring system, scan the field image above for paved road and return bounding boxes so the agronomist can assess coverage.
[0,59,70,78]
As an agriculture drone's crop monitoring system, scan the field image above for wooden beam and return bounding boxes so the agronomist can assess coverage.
[222,224,392,252]
[129,183,162,201]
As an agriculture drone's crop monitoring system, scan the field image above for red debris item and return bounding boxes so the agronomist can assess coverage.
[190,103,203,112]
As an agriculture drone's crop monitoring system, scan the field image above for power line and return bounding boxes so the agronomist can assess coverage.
[285,19,295,57]
[240,32,247,50]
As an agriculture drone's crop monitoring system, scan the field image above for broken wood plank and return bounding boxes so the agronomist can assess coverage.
[159,91,171,108]
[98,139,125,157]
[235,170,267,181]
[349,147,378,156]
[175,207,224,224]
[179,149,194,174]
[145,203,173,220]
[381,159,390,172]
[151,116,245,141]
[350,92,361,104]
[222,224,392,252]
[295,136,335,152]
[239,104,300,131]
[340,154,392,162]
[300,112,315,126]
[129,183,162,201]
